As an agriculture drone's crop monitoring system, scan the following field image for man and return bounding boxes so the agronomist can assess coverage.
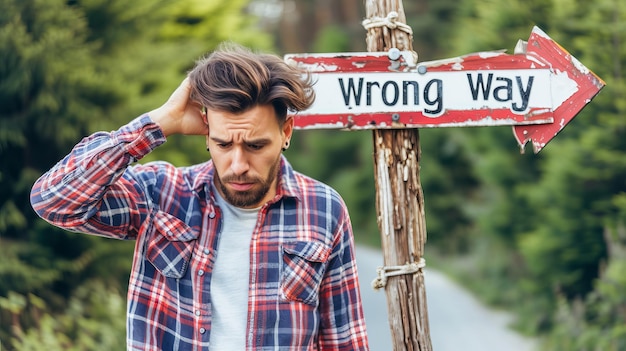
[30,44,370,350]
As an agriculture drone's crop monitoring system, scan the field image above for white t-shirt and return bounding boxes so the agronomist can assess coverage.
[210,187,260,350]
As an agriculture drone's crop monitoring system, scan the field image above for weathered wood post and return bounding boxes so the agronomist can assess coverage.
[363,1,432,350]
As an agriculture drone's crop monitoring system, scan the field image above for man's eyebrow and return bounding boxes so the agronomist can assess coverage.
[210,136,231,144]
[245,138,272,145]
[209,136,272,144]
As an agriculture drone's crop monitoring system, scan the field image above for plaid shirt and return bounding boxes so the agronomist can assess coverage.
[30,115,369,350]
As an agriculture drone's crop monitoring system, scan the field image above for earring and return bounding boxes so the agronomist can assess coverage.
[282,140,290,151]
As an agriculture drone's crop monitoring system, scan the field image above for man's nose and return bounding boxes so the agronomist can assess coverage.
[230,148,250,176]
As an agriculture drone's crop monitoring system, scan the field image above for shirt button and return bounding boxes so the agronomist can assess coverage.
[195,310,201,316]
[199,327,206,334]
[198,270,204,276]
[208,212,216,219]
[203,248,210,255]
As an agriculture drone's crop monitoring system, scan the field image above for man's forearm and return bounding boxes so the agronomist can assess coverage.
[30,115,166,232]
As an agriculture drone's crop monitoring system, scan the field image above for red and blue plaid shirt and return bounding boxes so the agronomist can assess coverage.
[30,115,370,350]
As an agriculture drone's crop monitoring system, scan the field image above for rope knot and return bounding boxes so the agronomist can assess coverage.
[371,258,426,290]
[362,11,413,35]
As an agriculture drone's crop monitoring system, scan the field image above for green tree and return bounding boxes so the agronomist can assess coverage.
[0,0,271,347]
[543,223,626,350]
[446,0,625,341]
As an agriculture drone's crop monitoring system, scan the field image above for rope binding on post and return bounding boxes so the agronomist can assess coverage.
[362,11,413,36]
[371,258,426,290]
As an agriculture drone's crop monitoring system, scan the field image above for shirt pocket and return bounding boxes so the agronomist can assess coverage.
[146,211,198,279]
[281,241,331,306]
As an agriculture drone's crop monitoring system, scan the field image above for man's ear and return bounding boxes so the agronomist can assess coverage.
[201,106,209,125]
[282,116,294,141]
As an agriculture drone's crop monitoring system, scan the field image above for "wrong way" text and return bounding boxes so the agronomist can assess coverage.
[335,72,536,117]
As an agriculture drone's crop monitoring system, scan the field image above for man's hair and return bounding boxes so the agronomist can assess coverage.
[189,43,315,125]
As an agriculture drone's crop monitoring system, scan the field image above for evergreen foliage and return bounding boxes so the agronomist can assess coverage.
[442,0,626,346]
[0,0,270,347]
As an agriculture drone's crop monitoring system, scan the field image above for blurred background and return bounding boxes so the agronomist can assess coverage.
[1,0,624,349]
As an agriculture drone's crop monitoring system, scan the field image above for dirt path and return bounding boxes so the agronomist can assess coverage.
[356,245,538,351]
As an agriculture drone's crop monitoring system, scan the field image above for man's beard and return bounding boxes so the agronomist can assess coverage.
[214,157,281,208]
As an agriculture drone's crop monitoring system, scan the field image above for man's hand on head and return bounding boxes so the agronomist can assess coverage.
[150,77,208,137]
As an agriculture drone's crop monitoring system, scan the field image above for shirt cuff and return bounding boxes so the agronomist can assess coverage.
[112,114,166,160]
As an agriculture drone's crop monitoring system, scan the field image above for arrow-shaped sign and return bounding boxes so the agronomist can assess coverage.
[285,26,605,153]
[510,27,605,153]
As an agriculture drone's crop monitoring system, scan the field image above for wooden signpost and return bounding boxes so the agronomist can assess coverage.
[285,1,605,350]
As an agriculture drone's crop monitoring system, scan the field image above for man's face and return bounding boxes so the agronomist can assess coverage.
[205,104,293,209]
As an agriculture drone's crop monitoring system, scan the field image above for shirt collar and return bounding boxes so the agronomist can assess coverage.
[275,156,301,200]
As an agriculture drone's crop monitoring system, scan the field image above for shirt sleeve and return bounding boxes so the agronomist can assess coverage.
[318,204,370,350]
[30,114,166,239]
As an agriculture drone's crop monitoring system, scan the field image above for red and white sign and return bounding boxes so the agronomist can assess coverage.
[285,26,605,153]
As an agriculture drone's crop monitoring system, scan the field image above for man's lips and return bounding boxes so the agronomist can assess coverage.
[228,182,254,191]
